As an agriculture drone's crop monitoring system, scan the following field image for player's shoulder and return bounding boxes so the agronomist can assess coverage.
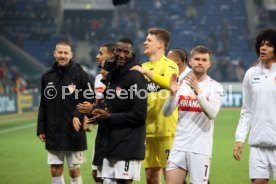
[245,66,259,76]
[142,61,151,68]
[128,68,145,79]
[206,76,223,90]
[160,56,178,72]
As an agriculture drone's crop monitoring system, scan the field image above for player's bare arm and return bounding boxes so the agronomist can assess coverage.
[130,65,153,79]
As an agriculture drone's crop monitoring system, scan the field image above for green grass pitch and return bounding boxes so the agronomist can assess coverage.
[0,109,274,184]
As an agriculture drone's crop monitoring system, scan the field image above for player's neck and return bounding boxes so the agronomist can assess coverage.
[179,65,187,75]
[195,73,207,82]
[262,59,276,69]
[149,51,164,62]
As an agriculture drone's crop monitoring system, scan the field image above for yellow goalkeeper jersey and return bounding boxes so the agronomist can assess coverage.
[142,55,179,137]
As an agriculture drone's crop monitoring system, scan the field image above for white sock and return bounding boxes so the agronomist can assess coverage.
[52,176,65,184]
[70,176,83,184]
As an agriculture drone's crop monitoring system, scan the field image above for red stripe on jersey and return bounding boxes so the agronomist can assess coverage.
[95,87,104,92]
[178,95,202,112]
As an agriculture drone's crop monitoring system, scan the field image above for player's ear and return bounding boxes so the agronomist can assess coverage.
[188,59,192,66]
[53,50,56,58]
[208,59,212,69]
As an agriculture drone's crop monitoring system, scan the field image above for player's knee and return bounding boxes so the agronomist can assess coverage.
[92,170,97,180]
[50,164,63,176]
[145,168,161,183]
[92,170,102,183]
[146,167,161,177]
[68,164,80,178]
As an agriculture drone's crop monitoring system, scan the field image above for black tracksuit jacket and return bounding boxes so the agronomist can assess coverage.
[94,58,147,163]
[37,61,94,151]
[104,58,147,161]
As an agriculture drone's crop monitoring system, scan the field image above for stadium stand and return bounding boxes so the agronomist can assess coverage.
[0,0,274,83]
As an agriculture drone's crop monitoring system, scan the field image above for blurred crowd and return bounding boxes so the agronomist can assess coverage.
[1,0,274,92]
[0,53,27,94]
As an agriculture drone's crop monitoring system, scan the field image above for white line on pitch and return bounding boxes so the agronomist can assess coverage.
[0,123,35,134]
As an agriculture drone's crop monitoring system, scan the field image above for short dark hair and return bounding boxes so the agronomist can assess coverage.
[255,28,276,56]
[101,43,115,53]
[55,40,72,49]
[117,37,133,46]
[148,28,171,49]
[170,48,188,63]
[190,45,213,61]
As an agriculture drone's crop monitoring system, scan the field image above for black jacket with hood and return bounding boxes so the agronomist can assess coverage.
[37,60,94,151]
[102,56,147,161]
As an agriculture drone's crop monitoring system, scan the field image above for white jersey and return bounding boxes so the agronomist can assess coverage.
[164,76,223,157]
[178,66,191,81]
[235,62,276,146]
[94,74,105,99]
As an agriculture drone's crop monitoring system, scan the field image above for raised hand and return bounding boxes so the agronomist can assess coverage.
[170,73,178,96]
[185,73,200,95]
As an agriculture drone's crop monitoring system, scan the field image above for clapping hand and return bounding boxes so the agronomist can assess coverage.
[88,108,110,124]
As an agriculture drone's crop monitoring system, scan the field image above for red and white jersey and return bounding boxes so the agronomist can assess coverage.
[235,62,276,146]
[171,76,223,157]
[94,74,105,99]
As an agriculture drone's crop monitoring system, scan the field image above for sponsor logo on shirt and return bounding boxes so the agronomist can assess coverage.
[178,95,202,112]
[122,172,129,176]
[169,65,177,70]
[147,81,161,92]
[250,77,261,84]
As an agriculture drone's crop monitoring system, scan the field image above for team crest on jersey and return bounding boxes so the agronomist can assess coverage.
[116,86,122,96]
[68,83,76,94]
[178,95,202,112]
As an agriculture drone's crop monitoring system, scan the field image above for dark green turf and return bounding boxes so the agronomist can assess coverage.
[0,109,274,183]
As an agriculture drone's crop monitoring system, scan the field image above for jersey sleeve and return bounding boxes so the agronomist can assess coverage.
[151,61,179,90]
[235,70,252,142]
[37,75,46,135]
[162,95,178,117]
[197,82,223,120]
[73,71,95,118]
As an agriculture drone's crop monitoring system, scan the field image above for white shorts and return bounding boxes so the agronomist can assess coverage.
[92,164,103,177]
[166,149,211,184]
[101,158,141,181]
[250,146,276,180]
[47,150,86,167]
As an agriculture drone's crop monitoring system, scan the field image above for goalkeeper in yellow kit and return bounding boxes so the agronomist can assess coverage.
[131,28,179,184]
